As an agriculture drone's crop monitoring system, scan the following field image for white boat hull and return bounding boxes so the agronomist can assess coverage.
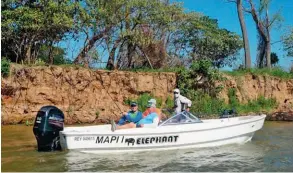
[59,115,266,154]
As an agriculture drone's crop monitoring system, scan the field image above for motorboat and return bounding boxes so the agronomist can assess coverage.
[58,111,266,154]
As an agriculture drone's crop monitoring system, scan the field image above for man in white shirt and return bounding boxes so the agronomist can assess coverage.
[173,88,192,114]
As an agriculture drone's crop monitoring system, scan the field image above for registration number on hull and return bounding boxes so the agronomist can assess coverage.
[74,135,179,146]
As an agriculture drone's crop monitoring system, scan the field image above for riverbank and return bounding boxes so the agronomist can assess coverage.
[1,64,293,125]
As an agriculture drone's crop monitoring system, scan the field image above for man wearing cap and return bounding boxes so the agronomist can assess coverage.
[173,88,192,114]
[142,99,161,117]
[136,98,165,127]
[111,102,143,132]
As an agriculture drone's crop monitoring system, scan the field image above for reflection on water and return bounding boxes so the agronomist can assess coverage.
[1,121,293,172]
[65,143,266,172]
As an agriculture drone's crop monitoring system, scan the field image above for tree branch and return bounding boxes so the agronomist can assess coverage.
[135,46,153,69]
[242,6,252,13]
[73,26,112,64]
[271,40,282,45]
[268,12,281,28]
[248,0,268,42]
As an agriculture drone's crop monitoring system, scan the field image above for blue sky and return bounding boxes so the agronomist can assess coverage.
[177,0,293,70]
[62,0,293,70]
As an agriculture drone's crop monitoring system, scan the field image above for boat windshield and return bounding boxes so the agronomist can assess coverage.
[159,111,202,126]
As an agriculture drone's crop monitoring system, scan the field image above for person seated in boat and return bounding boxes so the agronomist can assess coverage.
[111,99,165,131]
[111,102,143,132]
[136,98,166,127]
[173,88,192,114]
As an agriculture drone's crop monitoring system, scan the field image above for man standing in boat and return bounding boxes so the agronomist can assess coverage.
[173,88,192,114]
[111,102,143,132]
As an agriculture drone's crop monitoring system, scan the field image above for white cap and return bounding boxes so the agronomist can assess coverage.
[173,88,180,93]
[147,99,156,107]
[148,99,156,104]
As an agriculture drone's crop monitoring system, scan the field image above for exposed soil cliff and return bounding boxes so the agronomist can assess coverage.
[1,65,176,124]
[1,65,293,124]
[218,74,293,113]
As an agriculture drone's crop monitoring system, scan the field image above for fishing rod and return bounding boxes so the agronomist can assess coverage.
[97,73,124,115]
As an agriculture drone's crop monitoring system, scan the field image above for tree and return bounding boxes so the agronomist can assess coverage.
[37,45,72,65]
[244,0,282,68]
[270,52,279,66]
[237,0,251,68]
[72,0,121,67]
[228,0,251,68]
[73,0,185,69]
[170,14,243,68]
[1,0,75,64]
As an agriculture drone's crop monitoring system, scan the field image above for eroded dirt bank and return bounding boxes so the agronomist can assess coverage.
[1,65,293,124]
[1,65,176,124]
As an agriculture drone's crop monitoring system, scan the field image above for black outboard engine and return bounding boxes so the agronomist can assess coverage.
[220,108,237,119]
[33,106,64,151]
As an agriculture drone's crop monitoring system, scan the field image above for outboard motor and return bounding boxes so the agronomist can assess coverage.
[33,106,64,151]
[220,108,237,119]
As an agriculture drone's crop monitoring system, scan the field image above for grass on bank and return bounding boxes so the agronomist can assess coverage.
[188,92,277,117]
[223,67,293,80]
[2,58,292,78]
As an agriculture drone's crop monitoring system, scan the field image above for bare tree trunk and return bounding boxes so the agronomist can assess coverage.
[265,8,271,68]
[106,40,120,70]
[127,43,135,68]
[25,45,32,64]
[237,0,251,68]
[258,41,266,68]
[116,41,127,69]
[249,0,271,68]
[74,27,111,65]
[135,46,153,69]
[265,40,271,68]
[32,43,37,63]
[48,41,54,64]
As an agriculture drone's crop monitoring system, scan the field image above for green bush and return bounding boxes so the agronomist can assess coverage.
[165,96,174,109]
[34,59,46,66]
[136,93,154,111]
[228,88,239,108]
[128,60,279,117]
[190,92,226,115]
[184,81,277,116]
[236,97,277,113]
[226,88,277,114]
[124,93,161,112]
[175,60,227,115]
[95,111,100,118]
[177,60,225,97]
[1,58,11,77]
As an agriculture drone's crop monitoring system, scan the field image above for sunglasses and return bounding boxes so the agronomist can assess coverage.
[174,92,179,94]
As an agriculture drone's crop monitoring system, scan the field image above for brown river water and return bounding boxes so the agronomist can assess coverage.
[1,121,293,172]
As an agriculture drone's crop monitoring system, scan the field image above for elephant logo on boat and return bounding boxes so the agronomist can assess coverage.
[125,138,135,146]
